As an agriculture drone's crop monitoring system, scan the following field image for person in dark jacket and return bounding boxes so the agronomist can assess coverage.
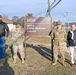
[0,15,9,62]
[67,24,76,66]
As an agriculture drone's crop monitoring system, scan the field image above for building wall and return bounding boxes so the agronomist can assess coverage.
[7,24,16,32]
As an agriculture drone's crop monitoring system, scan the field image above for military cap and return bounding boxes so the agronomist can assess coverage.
[16,25,20,28]
[57,21,62,25]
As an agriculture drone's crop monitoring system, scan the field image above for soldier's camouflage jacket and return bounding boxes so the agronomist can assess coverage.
[12,30,24,45]
[50,28,67,45]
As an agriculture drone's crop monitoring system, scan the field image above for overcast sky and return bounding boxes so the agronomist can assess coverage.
[0,0,76,22]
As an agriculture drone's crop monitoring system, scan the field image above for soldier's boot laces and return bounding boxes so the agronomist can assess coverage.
[52,62,57,65]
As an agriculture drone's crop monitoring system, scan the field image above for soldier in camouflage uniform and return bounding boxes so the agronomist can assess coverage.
[12,25,25,64]
[50,21,67,66]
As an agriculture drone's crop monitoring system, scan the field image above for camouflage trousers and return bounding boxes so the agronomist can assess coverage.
[53,42,66,62]
[13,43,25,59]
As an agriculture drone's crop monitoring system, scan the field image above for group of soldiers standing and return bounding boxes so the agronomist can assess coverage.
[11,20,76,66]
[0,14,76,66]
[50,21,76,66]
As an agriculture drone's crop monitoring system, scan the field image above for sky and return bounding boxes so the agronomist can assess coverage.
[0,0,76,23]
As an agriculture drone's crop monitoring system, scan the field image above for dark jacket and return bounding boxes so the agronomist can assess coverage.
[0,22,9,37]
[67,29,76,46]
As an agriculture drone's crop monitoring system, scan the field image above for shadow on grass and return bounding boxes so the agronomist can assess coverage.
[26,43,71,65]
[0,53,14,75]
[65,58,71,65]
[26,43,53,62]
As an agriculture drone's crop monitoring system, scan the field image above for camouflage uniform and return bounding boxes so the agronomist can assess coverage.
[50,28,67,63]
[12,30,25,59]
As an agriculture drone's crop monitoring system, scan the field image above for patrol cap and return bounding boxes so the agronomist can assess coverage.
[57,21,62,25]
[16,25,20,28]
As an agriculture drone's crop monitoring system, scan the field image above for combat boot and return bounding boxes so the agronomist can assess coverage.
[52,62,57,65]
[22,58,25,64]
[13,58,16,64]
[62,61,66,66]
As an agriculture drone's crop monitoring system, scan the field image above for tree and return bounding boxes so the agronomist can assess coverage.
[53,21,57,27]
[26,13,33,17]
[21,19,25,27]
[20,17,25,27]
[12,16,19,24]
[2,14,8,19]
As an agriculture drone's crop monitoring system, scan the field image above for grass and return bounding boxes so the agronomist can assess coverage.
[0,36,76,75]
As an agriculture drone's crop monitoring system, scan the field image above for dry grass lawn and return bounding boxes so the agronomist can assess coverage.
[0,36,76,75]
